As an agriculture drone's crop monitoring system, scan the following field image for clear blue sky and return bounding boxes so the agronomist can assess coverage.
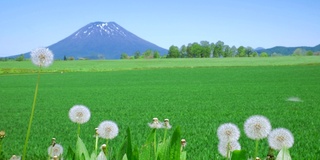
[0,0,319,57]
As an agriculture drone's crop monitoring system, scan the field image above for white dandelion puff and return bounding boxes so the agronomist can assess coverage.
[268,128,294,150]
[163,119,172,129]
[97,120,119,139]
[286,97,302,102]
[48,143,63,157]
[217,123,240,142]
[30,47,54,67]
[218,141,241,158]
[148,117,163,129]
[9,155,21,160]
[68,105,91,124]
[244,115,272,140]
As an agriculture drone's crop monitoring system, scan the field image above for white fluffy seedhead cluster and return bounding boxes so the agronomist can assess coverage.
[244,115,272,140]
[217,123,240,142]
[30,47,54,67]
[68,105,91,124]
[218,140,241,158]
[97,120,119,139]
[148,118,173,129]
[268,128,294,150]
[47,143,63,157]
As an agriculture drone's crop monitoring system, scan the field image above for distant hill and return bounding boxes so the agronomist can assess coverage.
[11,21,168,59]
[256,44,320,55]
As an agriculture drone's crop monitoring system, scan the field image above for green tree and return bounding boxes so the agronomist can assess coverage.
[134,51,141,59]
[306,50,313,56]
[64,55,67,61]
[223,45,233,57]
[200,41,211,57]
[230,46,237,57]
[252,51,258,57]
[260,52,269,57]
[189,42,202,58]
[246,47,254,57]
[180,45,187,58]
[292,48,304,56]
[213,41,224,57]
[237,46,246,57]
[167,45,180,58]
[15,54,25,61]
[153,51,160,58]
[120,53,129,59]
[143,50,153,59]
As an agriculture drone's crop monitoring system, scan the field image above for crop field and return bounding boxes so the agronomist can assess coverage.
[0,57,320,159]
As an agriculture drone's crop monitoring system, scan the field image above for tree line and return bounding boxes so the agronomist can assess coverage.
[120,40,318,59]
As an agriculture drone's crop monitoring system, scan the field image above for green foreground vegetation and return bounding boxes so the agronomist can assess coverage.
[0,57,320,159]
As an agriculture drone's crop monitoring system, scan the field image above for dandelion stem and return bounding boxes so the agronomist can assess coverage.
[105,139,109,158]
[95,135,98,156]
[22,69,41,160]
[77,123,81,137]
[163,128,168,143]
[154,130,157,160]
[254,139,259,160]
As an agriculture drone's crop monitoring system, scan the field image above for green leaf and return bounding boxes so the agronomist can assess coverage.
[276,148,291,160]
[90,151,97,160]
[157,138,170,159]
[180,151,187,160]
[65,146,75,160]
[139,129,156,160]
[75,136,90,160]
[231,150,247,160]
[169,126,181,160]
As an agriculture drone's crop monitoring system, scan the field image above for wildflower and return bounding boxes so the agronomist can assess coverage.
[244,115,272,140]
[30,47,54,67]
[48,143,63,157]
[268,128,294,150]
[97,120,119,139]
[163,119,172,129]
[217,123,240,142]
[0,130,5,139]
[68,105,91,124]
[148,117,162,129]
[10,155,21,160]
[97,144,107,160]
[181,139,187,148]
[218,140,241,158]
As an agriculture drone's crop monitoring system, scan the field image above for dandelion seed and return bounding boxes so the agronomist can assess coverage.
[0,130,5,139]
[286,97,302,102]
[217,123,240,142]
[30,47,54,67]
[244,115,272,140]
[218,140,241,158]
[10,155,21,160]
[163,119,172,129]
[68,105,91,124]
[97,121,119,139]
[148,117,162,129]
[268,128,294,150]
[48,143,63,157]
[181,139,187,148]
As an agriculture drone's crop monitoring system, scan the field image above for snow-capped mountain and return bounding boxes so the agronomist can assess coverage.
[23,21,168,59]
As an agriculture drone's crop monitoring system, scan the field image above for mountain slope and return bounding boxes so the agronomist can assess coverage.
[49,21,168,59]
[257,44,320,55]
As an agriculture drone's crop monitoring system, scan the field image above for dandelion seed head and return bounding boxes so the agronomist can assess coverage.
[97,120,119,139]
[163,118,172,129]
[68,105,91,124]
[148,117,163,129]
[30,47,54,67]
[10,155,21,160]
[217,123,240,142]
[181,139,187,148]
[218,141,241,157]
[48,143,63,157]
[0,130,5,139]
[268,128,294,150]
[244,115,272,140]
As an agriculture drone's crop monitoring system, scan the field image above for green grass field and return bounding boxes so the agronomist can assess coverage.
[1,57,320,159]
